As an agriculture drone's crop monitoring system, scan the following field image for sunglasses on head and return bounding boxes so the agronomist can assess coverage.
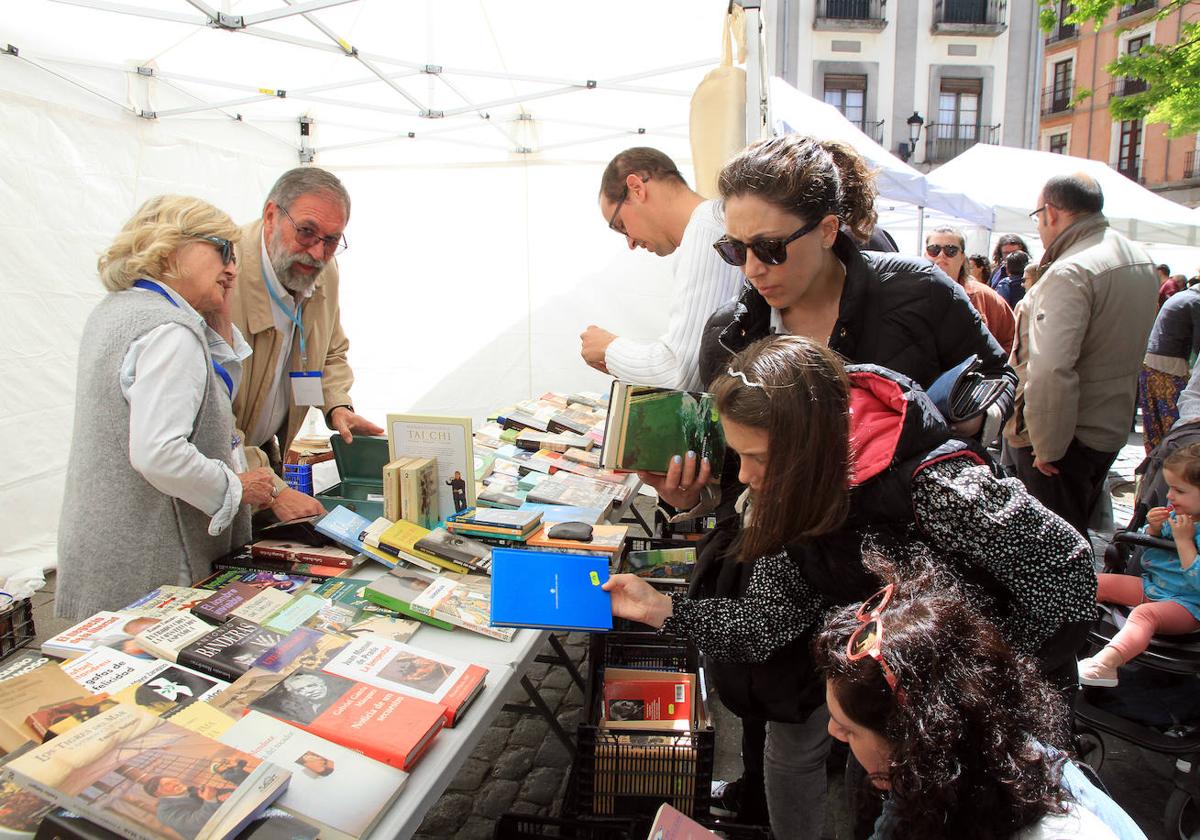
[191,234,236,266]
[847,584,904,699]
[713,217,823,267]
[925,244,961,258]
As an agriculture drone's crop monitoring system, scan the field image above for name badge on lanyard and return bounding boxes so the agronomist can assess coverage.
[263,267,324,407]
[290,371,324,406]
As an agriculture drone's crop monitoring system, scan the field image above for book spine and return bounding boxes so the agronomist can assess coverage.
[251,545,352,569]
[212,560,326,580]
[7,774,157,840]
[176,649,242,683]
[362,590,456,631]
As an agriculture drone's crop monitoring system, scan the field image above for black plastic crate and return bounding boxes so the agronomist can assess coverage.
[0,598,36,659]
[493,814,646,839]
[571,632,714,820]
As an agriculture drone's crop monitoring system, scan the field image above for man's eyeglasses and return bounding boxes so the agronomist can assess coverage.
[1029,204,1052,219]
[925,243,961,258]
[846,584,904,698]
[191,233,236,266]
[713,217,822,267]
[279,205,348,255]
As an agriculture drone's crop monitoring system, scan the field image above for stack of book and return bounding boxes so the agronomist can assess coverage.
[444,507,542,546]
[382,455,439,528]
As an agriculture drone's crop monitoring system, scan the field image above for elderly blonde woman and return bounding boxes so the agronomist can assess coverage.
[57,195,277,619]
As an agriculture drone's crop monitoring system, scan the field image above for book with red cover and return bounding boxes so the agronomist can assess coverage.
[247,669,445,770]
[250,540,357,569]
[646,803,720,838]
[322,636,487,727]
[601,668,694,731]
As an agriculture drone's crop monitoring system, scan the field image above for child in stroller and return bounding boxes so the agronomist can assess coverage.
[1080,442,1200,686]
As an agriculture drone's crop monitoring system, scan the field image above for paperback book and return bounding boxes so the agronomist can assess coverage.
[0,777,54,836]
[4,705,290,840]
[208,633,353,720]
[41,612,162,660]
[219,711,408,840]
[313,506,371,556]
[409,574,516,642]
[399,457,439,530]
[386,414,475,516]
[26,695,119,743]
[250,541,356,570]
[247,670,445,771]
[135,613,219,662]
[177,620,289,683]
[323,637,487,727]
[362,569,455,631]
[524,472,629,511]
[601,668,695,731]
[0,651,58,685]
[526,524,628,557]
[60,648,159,695]
[122,587,212,618]
[600,382,725,476]
[378,520,470,575]
[193,570,310,595]
[490,548,612,633]
[413,528,492,574]
[0,665,87,752]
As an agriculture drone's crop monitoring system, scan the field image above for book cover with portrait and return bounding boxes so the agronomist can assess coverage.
[247,670,444,771]
[322,637,486,727]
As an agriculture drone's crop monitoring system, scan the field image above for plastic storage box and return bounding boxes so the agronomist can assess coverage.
[314,434,390,521]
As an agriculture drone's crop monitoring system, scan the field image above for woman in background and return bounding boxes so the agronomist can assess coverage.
[57,195,276,619]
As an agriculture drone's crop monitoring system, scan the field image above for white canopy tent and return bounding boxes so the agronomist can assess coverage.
[0,0,744,576]
[926,143,1200,247]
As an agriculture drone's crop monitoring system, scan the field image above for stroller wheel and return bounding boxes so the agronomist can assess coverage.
[1166,788,1200,839]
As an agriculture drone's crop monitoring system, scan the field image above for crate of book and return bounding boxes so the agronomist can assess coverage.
[571,631,714,820]
[0,596,35,660]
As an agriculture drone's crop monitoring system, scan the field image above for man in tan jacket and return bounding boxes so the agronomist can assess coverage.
[225,167,383,521]
[1006,173,1158,538]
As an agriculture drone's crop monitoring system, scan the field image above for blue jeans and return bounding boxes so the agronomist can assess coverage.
[765,705,832,840]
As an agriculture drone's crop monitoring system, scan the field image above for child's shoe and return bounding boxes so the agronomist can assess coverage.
[1078,657,1119,687]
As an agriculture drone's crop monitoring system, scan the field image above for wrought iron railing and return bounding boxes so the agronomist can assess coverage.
[934,0,1005,24]
[925,123,1000,162]
[1118,0,1155,18]
[1046,21,1077,41]
[850,119,886,143]
[1041,85,1074,115]
[1114,77,1149,98]
[817,0,887,19]
[1185,150,1197,180]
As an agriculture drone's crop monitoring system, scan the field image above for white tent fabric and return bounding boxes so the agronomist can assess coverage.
[768,76,992,227]
[926,144,1200,246]
[0,0,735,578]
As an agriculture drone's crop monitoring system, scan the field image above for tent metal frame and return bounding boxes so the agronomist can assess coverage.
[14,0,719,160]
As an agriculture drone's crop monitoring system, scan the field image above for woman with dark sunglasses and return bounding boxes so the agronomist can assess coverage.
[814,572,1143,840]
[57,195,275,620]
[925,226,1015,354]
[604,335,1095,840]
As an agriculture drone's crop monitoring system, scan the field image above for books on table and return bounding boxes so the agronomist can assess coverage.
[219,711,407,840]
[600,668,695,731]
[41,612,164,660]
[386,414,475,516]
[191,584,293,627]
[362,568,455,632]
[413,527,492,574]
[0,665,87,752]
[377,520,470,575]
[599,382,725,476]
[489,548,613,632]
[525,524,628,557]
[410,574,516,642]
[194,569,311,594]
[247,669,445,771]
[135,613,219,662]
[209,632,353,721]
[323,637,486,727]
[4,704,289,840]
[122,587,212,617]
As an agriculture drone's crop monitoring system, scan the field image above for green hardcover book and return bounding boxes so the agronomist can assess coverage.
[599,382,725,476]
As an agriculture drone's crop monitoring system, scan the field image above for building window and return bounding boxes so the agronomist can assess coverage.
[929,78,984,162]
[1045,58,1073,113]
[1119,34,1150,96]
[1049,132,1068,154]
[1117,119,1141,179]
[1050,0,1076,39]
[824,75,867,127]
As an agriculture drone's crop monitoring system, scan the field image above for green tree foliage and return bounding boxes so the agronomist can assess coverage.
[1039,0,1200,136]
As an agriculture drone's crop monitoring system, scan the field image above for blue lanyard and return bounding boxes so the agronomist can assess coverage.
[132,279,234,400]
[261,265,307,368]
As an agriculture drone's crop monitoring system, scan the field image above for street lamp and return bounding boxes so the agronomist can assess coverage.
[898,111,925,163]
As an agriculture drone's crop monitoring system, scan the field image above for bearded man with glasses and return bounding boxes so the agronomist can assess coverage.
[228,167,384,523]
[581,147,744,392]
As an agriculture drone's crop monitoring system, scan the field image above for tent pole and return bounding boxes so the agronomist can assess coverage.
[740,1,766,142]
[916,206,925,255]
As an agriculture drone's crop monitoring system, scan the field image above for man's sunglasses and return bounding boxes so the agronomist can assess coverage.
[712,217,822,267]
[191,234,236,266]
[924,244,961,258]
[846,583,904,699]
[279,205,348,255]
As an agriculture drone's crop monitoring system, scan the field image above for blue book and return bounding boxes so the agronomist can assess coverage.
[315,505,371,553]
[489,548,613,632]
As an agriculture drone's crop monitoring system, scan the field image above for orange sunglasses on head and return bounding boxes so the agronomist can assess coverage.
[847,584,903,697]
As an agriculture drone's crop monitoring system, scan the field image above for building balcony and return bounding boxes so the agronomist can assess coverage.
[1046,21,1077,43]
[1041,86,1074,116]
[815,0,888,30]
[932,0,1007,35]
[1185,150,1198,180]
[1118,0,1156,18]
[1113,77,1149,98]
[849,119,886,143]
[925,123,1000,163]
